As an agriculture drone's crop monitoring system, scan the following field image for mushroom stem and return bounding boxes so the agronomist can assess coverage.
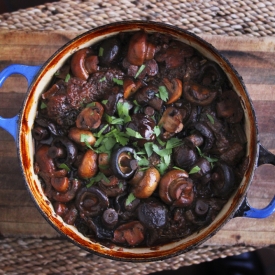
[120,157,138,171]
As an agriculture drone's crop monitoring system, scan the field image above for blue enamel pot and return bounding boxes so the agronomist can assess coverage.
[0,21,274,261]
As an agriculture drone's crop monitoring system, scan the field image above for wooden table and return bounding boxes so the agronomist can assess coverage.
[1,30,275,248]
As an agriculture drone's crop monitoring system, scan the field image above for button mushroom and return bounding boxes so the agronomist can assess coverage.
[76,102,104,130]
[113,221,145,246]
[131,167,160,199]
[52,179,82,203]
[173,142,198,169]
[102,208,118,229]
[137,198,168,229]
[159,169,194,207]
[98,176,127,197]
[78,149,98,179]
[162,78,183,104]
[68,127,96,147]
[193,122,215,152]
[210,163,235,197]
[48,136,78,167]
[110,147,138,180]
[127,31,156,66]
[98,37,121,66]
[53,202,78,225]
[71,48,98,80]
[158,106,184,134]
[183,81,218,106]
[98,153,112,176]
[76,186,109,218]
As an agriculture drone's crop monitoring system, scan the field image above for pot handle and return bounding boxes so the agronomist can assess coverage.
[234,144,275,218]
[0,64,41,141]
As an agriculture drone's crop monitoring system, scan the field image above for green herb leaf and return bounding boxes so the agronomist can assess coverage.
[113,78,124,85]
[80,133,90,142]
[99,76,106,83]
[204,155,218,163]
[40,102,47,109]
[158,86,169,102]
[206,114,215,125]
[126,128,143,139]
[157,137,166,147]
[101,99,108,105]
[144,142,154,157]
[86,102,96,107]
[157,161,169,175]
[113,130,129,146]
[153,126,161,137]
[173,166,186,171]
[189,166,201,174]
[165,137,183,149]
[138,157,149,167]
[54,70,60,76]
[104,114,124,125]
[135,64,146,78]
[117,101,131,123]
[125,192,136,206]
[96,124,109,138]
[98,47,104,57]
[87,171,109,187]
[163,154,171,166]
[65,73,71,83]
[58,163,70,172]
[152,144,172,157]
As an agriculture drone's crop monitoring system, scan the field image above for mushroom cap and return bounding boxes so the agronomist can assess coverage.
[77,149,98,179]
[132,167,160,199]
[159,169,189,205]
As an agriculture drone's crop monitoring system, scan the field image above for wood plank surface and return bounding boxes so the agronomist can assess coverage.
[0,30,275,247]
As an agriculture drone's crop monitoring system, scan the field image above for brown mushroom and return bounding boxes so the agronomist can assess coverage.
[51,177,69,193]
[98,153,112,176]
[102,208,118,229]
[158,106,184,133]
[183,81,217,106]
[78,149,98,179]
[159,169,194,207]
[53,202,78,225]
[127,31,156,66]
[113,221,145,246]
[123,77,142,99]
[76,186,109,218]
[131,167,160,199]
[52,178,82,203]
[162,78,183,104]
[71,48,98,80]
[68,127,96,147]
[76,102,104,130]
[98,176,127,197]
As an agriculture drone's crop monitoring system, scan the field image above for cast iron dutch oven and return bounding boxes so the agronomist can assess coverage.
[1,21,275,262]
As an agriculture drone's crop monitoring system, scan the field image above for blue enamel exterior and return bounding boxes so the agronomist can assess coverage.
[243,196,275,218]
[0,64,41,141]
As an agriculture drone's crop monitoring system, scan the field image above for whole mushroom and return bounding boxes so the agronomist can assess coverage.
[159,169,194,207]
[78,149,98,179]
[71,48,98,80]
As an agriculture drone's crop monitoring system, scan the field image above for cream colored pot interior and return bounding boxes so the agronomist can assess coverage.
[18,22,258,261]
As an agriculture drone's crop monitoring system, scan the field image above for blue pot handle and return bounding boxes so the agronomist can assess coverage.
[0,64,41,141]
[234,144,275,219]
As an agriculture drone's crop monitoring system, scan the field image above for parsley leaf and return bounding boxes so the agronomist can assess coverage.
[206,114,215,125]
[144,142,154,157]
[153,126,161,137]
[126,128,143,139]
[158,86,169,102]
[125,192,136,206]
[113,78,123,85]
[135,64,146,78]
[104,114,124,125]
[40,102,47,109]
[87,172,109,187]
[58,163,70,172]
[189,166,201,174]
[99,76,106,82]
[98,47,104,57]
[165,137,183,149]
[152,144,172,157]
[65,73,71,83]
[117,101,131,123]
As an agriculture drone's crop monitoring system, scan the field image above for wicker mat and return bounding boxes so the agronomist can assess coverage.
[0,238,259,275]
[0,0,272,273]
[0,0,274,36]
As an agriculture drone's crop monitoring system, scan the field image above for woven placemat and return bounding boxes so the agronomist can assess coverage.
[0,0,274,36]
[0,238,260,275]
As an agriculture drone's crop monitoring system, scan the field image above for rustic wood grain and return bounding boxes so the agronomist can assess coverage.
[0,30,275,246]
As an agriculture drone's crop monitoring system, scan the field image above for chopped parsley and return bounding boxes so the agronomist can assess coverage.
[113,78,123,85]
[65,73,71,83]
[189,166,201,174]
[40,102,47,109]
[58,163,70,172]
[125,192,136,206]
[98,47,104,57]
[206,114,215,125]
[158,86,169,102]
[134,64,146,78]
